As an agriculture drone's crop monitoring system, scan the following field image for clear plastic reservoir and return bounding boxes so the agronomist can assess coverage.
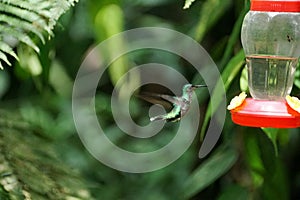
[241,10,300,100]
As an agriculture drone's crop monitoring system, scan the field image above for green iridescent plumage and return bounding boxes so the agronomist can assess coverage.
[140,84,207,122]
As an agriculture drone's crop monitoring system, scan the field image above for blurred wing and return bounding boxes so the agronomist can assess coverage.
[137,92,175,109]
[158,94,180,105]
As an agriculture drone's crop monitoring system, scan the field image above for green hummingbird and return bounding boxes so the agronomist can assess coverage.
[140,84,207,122]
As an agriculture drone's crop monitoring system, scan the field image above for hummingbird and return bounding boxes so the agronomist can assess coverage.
[139,84,207,122]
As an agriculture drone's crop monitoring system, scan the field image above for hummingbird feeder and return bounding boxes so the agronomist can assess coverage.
[229,0,300,128]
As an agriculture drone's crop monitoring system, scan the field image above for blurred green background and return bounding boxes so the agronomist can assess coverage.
[0,0,300,199]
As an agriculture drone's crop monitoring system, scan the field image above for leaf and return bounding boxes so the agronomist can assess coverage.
[0,71,10,98]
[217,185,249,200]
[17,45,43,76]
[200,50,245,141]
[294,60,300,89]
[0,24,40,53]
[0,110,94,199]
[124,0,171,7]
[240,65,248,91]
[218,5,248,69]
[0,51,11,68]
[261,128,279,156]
[0,15,45,43]
[94,4,129,86]
[194,0,233,41]
[181,146,238,199]
[0,0,78,68]
[183,0,197,9]
[49,60,73,97]
[0,43,18,60]
[244,130,289,199]
[244,132,265,187]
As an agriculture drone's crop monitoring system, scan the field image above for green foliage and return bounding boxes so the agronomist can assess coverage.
[0,0,78,69]
[193,0,233,42]
[94,3,129,86]
[182,145,238,199]
[293,60,300,89]
[0,0,300,199]
[240,65,248,91]
[244,130,289,200]
[217,185,249,200]
[262,128,279,156]
[0,110,93,199]
[200,50,245,140]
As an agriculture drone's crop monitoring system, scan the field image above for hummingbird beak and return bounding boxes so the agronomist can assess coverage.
[192,84,207,88]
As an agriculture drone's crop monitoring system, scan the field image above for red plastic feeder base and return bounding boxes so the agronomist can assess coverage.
[230,98,300,128]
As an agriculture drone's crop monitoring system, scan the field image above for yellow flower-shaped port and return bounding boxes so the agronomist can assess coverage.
[286,95,300,113]
[227,92,247,110]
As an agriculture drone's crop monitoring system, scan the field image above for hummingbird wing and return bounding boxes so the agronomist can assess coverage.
[139,92,181,104]
[138,92,182,122]
[157,94,181,105]
[137,92,177,110]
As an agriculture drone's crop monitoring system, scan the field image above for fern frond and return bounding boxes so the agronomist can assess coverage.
[0,15,45,43]
[0,51,10,69]
[0,43,18,60]
[0,3,49,33]
[0,25,40,52]
[0,0,78,69]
